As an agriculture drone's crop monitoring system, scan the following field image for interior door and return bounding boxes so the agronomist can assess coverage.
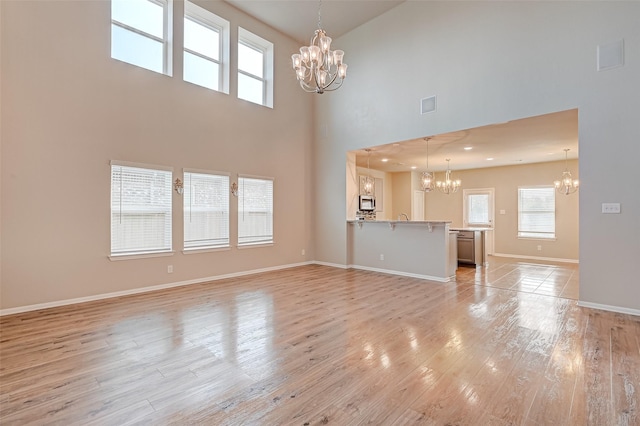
[463,188,494,255]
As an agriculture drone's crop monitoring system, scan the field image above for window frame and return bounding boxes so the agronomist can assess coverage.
[110,0,173,75]
[517,186,556,240]
[237,27,274,108]
[183,1,230,93]
[109,160,174,260]
[237,175,274,248]
[182,169,231,252]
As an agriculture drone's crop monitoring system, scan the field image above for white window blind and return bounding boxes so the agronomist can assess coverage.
[111,163,172,256]
[238,176,273,246]
[183,171,229,250]
[518,187,556,239]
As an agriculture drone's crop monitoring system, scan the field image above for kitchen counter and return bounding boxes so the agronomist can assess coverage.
[346,220,456,282]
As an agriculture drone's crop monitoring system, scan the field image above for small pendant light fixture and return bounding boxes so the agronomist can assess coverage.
[421,137,435,192]
[554,148,579,195]
[436,159,461,195]
[362,149,375,195]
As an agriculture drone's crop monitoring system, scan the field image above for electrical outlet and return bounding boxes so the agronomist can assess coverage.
[167,265,173,273]
[537,245,542,251]
[301,249,305,256]
[602,203,621,214]
[380,254,384,261]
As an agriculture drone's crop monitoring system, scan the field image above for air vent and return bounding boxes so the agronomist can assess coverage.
[597,39,624,71]
[421,96,437,114]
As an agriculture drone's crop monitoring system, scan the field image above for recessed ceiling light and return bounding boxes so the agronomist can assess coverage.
[486,157,494,161]
[381,158,389,162]
[411,166,417,169]
[464,147,473,151]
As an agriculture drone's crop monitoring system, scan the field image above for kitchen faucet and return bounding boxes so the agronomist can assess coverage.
[398,213,409,221]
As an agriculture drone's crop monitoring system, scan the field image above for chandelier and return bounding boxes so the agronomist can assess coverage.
[420,137,435,192]
[291,1,347,94]
[362,149,374,195]
[436,159,461,195]
[554,148,579,195]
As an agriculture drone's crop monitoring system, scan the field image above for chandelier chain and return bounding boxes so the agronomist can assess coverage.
[317,0,322,30]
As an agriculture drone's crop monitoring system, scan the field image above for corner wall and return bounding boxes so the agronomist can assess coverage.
[314,2,640,311]
[0,0,314,310]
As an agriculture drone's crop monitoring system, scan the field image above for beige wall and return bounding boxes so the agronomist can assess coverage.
[0,1,314,310]
[391,172,411,220]
[315,2,640,311]
[421,160,579,260]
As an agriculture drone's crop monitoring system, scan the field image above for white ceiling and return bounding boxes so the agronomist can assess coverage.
[224,0,405,44]
[355,109,579,173]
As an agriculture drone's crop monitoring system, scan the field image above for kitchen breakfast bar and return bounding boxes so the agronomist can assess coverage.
[347,220,458,282]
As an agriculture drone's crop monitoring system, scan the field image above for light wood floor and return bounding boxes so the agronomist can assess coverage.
[1,260,638,425]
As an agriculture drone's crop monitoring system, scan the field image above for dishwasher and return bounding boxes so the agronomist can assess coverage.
[457,230,485,266]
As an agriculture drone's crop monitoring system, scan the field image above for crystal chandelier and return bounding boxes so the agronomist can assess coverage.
[420,137,435,192]
[436,159,461,195]
[291,1,347,94]
[554,148,579,195]
[362,149,374,195]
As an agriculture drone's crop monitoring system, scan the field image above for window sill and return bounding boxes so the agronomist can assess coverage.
[183,246,231,254]
[109,251,175,261]
[517,236,557,241]
[237,242,274,249]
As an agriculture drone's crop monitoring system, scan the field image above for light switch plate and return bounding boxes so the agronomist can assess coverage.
[602,203,621,214]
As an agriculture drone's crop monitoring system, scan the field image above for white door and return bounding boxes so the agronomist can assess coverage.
[463,188,494,255]
[412,190,425,221]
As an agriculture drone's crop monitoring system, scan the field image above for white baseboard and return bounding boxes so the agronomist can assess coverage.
[577,301,640,317]
[347,264,449,283]
[0,261,315,316]
[492,252,579,264]
[312,261,348,269]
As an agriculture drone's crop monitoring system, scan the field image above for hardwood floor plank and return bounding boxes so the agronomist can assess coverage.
[1,261,637,425]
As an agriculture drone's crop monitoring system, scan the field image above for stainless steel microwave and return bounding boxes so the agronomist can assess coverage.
[359,195,376,211]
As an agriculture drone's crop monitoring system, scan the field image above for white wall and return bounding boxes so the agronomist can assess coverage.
[315,2,640,311]
[0,0,314,310]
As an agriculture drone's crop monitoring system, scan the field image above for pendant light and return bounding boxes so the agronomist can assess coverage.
[362,149,374,195]
[554,148,579,195]
[420,137,435,192]
[436,159,461,195]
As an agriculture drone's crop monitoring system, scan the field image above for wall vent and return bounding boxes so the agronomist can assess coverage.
[420,95,437,114]
[597,39,624,71]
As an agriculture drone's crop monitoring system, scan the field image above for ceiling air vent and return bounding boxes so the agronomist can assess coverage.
[597,39,624,71]
[421,95,437,114]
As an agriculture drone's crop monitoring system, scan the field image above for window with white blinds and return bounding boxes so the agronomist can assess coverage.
[111,162,173,256]
[518,186,556,239]
[183,171,229,250]
[238,176,273,246]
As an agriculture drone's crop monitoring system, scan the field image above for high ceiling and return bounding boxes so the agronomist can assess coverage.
[225,0,405,43]
[221,2,579,174]
[355,109,579,173]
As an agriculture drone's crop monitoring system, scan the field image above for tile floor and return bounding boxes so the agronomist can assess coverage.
[455,256,579,299]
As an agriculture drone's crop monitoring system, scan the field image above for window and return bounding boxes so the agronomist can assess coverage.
[463,188,494,228]
[110,162,173,257]
[111,0,172,75]
[238,28,273,107]
[183,2,229,92]
[238,176,273,246]
[183,171,229,250]
[518,186,556,239]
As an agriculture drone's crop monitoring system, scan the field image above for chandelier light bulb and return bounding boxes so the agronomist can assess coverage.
[436,159,461,195]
